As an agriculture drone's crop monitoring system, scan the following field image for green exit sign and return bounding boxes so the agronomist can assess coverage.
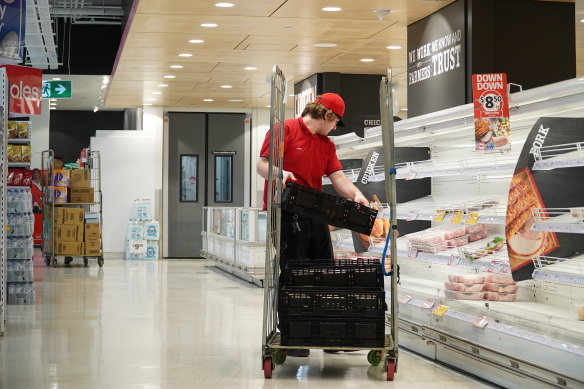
[42,80,72,99]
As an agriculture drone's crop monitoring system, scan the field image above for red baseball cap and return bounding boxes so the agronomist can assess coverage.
[316,93,345,127]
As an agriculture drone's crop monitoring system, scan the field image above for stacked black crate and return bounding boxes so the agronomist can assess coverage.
[279,259,385,348]
[6,187,35,305]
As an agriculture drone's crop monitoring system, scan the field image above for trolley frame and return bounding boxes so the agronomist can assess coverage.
[260,67,399,380]
[41,150,104,268]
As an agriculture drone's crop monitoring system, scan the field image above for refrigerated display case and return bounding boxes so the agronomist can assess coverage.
[201,207,266,286]
[328,78,584,388]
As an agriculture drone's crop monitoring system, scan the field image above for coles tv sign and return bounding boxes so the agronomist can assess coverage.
[0,65,43,116]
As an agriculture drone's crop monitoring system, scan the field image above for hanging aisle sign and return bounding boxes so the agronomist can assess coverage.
[0,0,25,63]
[472,73,511,152]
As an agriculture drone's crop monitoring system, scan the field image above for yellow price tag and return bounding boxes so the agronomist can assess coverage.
[433,210,446,222]
[465,213,480,224]
[450,212,464,224]
[4,225,9,230]
[432,305,449,316]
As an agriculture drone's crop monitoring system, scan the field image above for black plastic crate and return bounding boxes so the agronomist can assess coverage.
[281,182,378,235]
[283,259,384,288]
[280,287,386,318]
[280,317,385,347]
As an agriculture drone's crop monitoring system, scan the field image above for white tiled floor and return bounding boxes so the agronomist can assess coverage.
[0,255,496,389]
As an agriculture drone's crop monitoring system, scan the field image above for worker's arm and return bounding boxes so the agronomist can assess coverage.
[328,170,368,205]
[256,157,297,184]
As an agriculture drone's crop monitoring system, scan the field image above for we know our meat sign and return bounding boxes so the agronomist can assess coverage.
[0,65,43,116]
[472,73,511,152]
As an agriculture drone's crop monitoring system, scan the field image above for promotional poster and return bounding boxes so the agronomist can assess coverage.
[472,73,511,152]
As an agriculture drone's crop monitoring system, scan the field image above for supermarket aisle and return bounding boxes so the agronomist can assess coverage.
[0,254,495,389]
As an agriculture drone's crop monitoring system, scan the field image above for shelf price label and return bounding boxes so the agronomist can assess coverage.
[408,246,418,258]
[465,213,480,224]
[421,298,436,310]
[433,210,446,222]
[397,295,412,304]
[406,210,419,221]
[450,211,464,224]
[472,315,489,328]
[432,304,449,316]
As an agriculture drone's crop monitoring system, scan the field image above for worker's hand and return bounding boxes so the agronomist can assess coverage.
[353,192,369,206]
[282,170,297,185]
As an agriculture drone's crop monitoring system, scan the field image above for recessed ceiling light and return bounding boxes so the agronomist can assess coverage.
[244,66,257,70]
[143,103,153,106]
[203,98,214,102]
[50,98,57,102]
[170,65,184,69]
[147,98,157,101]
[580,18,584,22]
[188,39,205,44]
[201,23,218,28]
[215,2,234,7]
[50,107,57,110]
[289,94,294,97]
[401,108,408,111]
[157,84,169,87]
[52,77,61,81]
[220,85,233,89]
[178,53,193,57]
[152,91,162,95]
[322,6,342,11]
[228,99,243,102]
[360,58,375,62]
[386,45,402,50]
[313,43,338,48]
[163,75,176,79]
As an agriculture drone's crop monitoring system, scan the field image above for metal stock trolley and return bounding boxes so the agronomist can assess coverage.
[261,67,399,380]
[41,150,104,268]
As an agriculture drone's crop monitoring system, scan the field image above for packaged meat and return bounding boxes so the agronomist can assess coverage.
[446,235,469,248]
[443,225,466,240]
[485,274,516,285]
[464,224,487,235]
[444,282,484,292]
[468,230,488,242]
[447,274,485,284]
[485,292,517,302]
[571,208,584,218]
[414,242,448,253]
[445,290,485,300]
[484,283,519,293]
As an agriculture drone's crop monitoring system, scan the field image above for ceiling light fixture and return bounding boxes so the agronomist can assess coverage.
[170,65,184,69]
[215,2,234,7]
[143,103,153,106]
[203,98,214,102]
[50,107,57,110]
[386,45,402,50]
[178,53,193,57]
[152,91,162,95]
[228,99,243,102]
[322,6,342,11]
[360,58,375,62]
[313,43,338,48]
[188,39,205,44]
[163,75,176,79]
[401,108,408,111]
[581,18,584,22]
[373,9,392,20]
[201,23,218,28]
[266,105,271,108]
[102,76,110,84]
[93,107,99,113]
[220,85,233,88]
[244,66,257,70]
[52,77,61,81]
[147,98,156,101]
[157,84,169,87]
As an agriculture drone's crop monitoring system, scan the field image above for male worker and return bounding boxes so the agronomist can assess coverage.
[257,93,368,356]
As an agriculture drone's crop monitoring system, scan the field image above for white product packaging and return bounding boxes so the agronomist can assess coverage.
[127,221,144,240]
[143,220,160,241]
[144,241,159,260]
[133,199,152,220]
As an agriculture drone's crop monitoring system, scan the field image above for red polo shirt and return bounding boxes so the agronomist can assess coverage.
[260,117,342,209]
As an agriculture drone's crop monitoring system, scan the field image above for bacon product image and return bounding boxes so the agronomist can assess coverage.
[484,283,519,293]
[485,292,517,302]
[485,274,517,285]
[445,290,485,300]
[448,274,485,284]
[444,282,484,292]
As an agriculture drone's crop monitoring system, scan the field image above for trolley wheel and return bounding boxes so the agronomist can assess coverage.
[44,256,51,266]
[367,350,382,366]
[98,258,104,267]
[64,256,73,265]
[273,349,287,365]
[51,258,58,268]
[263,357,273,379]
[83,258,89,267]
[386,359,396,381]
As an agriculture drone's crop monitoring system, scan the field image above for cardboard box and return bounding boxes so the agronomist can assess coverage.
[53,170,70,187]
[56,225,81,242]
[56,208,84,225]
[84,223,101,240]
[85,238,101,256]
[56,241,84,256]
[70,169,90,188]
[70,187,94,203]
